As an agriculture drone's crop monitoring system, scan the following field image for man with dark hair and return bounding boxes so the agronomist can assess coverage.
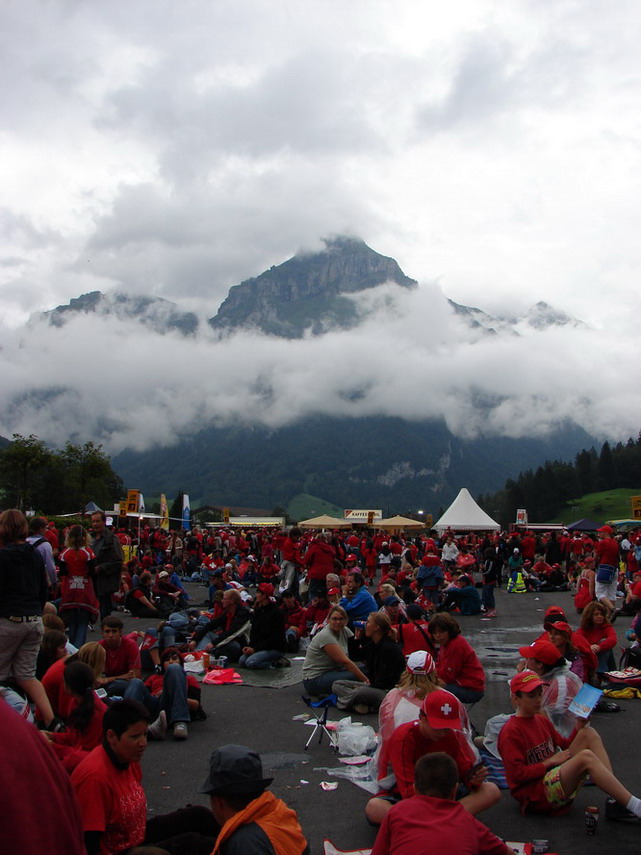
[200,744,309,855]
[372,753,514,855]
[340,571,378,624]
[240,584,288,669]
[98,615,142,696]
[91,511,124,619]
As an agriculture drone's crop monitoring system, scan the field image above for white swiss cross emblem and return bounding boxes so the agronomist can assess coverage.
[441,702,453,716]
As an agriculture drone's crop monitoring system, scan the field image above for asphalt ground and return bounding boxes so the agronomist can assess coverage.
[118,582,641,854]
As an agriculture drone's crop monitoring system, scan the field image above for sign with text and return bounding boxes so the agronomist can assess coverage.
[344,509,382,521]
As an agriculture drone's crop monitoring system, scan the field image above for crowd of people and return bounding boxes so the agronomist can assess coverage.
[2,507,641,854]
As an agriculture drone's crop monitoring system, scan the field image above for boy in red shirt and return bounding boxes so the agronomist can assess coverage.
[366,689,499,825]
[372,752,514,855]
[498,670,641,818]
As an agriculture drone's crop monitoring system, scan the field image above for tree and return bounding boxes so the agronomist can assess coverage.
[0,434,54,510]
[60,441,123,510]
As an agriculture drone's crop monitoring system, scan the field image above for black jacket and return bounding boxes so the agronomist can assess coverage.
[248,601,286,653]
[349,634,405,690]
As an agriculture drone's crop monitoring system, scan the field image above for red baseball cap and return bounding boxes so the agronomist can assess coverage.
[510,670,545,694]
[544,605,565,619]
[346,554,358,561]
[421,690,462,730]
[598,525,613,534]
[544,620,572,636]
[257,583,274,597]
[518,640,561,665]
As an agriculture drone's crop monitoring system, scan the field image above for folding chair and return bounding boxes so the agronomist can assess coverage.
[301,695,338,751]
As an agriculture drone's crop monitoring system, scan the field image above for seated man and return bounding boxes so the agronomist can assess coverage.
[98,615,141,697]
[239,583,288,669]
[498,670,641,818]
[366,689,500,825]
[340,571,378,625]
[200,743,309,855]
[372,753,515,855]
[438,575,482,615]
[193,589,251,661]
[124,646,195,740]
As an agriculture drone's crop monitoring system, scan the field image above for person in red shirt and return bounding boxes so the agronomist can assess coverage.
[396,604,435,657]
[366,688,499,825]
[594,525,621,615]
[372,752,514,855]
[98,615,141,697]
[428,613,485,703]
[46,660,107,773]
[574,600,617,674]
[498,670,641,818]
[71,700,149,855]
[304,533,337,600]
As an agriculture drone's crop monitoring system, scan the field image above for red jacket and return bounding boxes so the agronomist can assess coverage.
[436,636,485,691]
[304,541,336,580]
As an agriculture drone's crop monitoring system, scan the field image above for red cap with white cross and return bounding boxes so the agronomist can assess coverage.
[421,690,463,730]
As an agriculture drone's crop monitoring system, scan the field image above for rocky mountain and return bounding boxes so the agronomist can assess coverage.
[36,291,199,336]
[208,236,417,338]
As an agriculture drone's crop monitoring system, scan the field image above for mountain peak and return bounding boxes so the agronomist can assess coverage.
[209,235,417,338]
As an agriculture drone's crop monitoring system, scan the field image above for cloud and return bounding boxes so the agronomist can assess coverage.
[1,0,641,451]
[0,279,636,458]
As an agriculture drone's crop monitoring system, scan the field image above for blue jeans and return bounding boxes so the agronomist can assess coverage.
[64,608,91,648]
[124,663,190,724]
[303,670,358,696]
[196,633,242,662]
[443,683,484,704]
[238,649,283,669]
[481,584,496,610]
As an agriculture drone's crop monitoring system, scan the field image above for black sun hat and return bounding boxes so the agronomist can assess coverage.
[200,744,274,796]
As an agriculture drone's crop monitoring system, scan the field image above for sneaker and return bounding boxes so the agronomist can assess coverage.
[173,721,189,740]
[353,703,370,715]
[147,710,167,741]
[605,796,640,821]
[485,609,497,618]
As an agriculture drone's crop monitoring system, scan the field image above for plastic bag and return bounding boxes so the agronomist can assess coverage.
[336,717,377,756]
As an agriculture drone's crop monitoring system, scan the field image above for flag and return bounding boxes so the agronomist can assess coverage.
[182,493,191,531]
[138,492,146,513]
[160,494,169,531]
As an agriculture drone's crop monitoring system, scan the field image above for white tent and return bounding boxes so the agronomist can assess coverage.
[434,488,500,532]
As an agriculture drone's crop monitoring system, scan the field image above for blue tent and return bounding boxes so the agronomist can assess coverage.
[566,517,601,531]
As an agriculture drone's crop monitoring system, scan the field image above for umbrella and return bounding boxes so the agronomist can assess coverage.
[298,514,351,529]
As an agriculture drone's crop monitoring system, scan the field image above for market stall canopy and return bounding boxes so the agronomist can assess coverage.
[376,515,425,530]
[434,488,500,532]
[298,514,352,529]
[565,518,602,531]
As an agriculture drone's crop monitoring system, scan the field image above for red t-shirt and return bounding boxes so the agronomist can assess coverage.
[99,635,141,677]
[71,745,146,854]
[371,793,510,855]
[594,538,619,566]
[384,720,475,798]
[498,713,573,814]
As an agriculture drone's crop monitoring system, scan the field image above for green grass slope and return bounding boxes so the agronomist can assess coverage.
[286,493,344,522]
[550,488,641,524]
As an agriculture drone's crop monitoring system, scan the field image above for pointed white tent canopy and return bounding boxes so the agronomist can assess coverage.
[434,488,500,531]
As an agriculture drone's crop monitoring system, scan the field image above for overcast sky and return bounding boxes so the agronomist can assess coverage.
[1,1,640,454]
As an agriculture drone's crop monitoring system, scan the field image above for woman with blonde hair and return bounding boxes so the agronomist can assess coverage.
[42,641,106,720]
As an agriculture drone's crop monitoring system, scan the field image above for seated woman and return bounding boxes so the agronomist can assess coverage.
[36,629,68,681]
[518,639,582,738]
[42,641,106,720]
[302,605,368,696]
[332,612,405,714]
[46,661,107,773]
[428,613,485,703]
[575,600,617,678]
[544,618,596,683]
